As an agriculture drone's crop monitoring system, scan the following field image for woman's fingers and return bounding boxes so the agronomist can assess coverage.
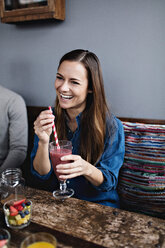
[33,110,55,142]
[34,110,54,130]
[60,154,80,162]
[58,163,83,180]
[56,155,85,180]
[38,111,54,121]
[35,112,54,126]
[55,155,90,180]
[56,165,82,174]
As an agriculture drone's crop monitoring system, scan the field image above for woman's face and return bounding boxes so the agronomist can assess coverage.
[55,61,89,116]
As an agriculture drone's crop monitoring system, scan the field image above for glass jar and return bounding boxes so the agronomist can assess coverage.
[0,168,25,204]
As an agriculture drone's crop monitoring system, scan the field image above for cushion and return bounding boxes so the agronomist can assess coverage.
[118,121,165,218]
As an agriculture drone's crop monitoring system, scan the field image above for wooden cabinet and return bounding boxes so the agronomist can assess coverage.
[0,0,65,23]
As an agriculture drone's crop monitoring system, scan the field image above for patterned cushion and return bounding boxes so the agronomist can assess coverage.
[118,122,165,218]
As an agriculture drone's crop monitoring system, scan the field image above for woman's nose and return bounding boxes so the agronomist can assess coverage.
[60,81,70,91]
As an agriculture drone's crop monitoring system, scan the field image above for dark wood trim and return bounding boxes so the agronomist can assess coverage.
[26,106,47,153]
[118,117,165,125]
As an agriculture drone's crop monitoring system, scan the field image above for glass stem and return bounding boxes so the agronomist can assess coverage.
[59,181,67,192]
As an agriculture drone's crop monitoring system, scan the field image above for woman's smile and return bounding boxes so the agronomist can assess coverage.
[60,93,73,100]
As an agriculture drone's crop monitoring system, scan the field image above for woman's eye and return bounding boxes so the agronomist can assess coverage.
[71,81,79,85]
[56,76,63,80]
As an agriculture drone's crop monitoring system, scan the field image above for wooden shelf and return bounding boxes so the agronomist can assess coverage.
[0,0,65,23]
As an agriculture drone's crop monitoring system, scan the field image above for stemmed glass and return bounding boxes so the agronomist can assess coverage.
[49,140,74,200]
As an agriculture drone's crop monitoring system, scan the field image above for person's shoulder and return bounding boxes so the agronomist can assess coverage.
[112,115,123,128]
[106,113,122,128]
[106,113,123,138]
[1,86,26,112]
[0,85,11,98]
[0,85,23,101]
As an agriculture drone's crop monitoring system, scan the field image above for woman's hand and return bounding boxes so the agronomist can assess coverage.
[56,154,104,186]
[56,154,91,180]
[34,109,55,144]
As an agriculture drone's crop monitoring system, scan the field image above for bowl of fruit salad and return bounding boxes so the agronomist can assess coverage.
[3,199,32,229]
[0,228,10,248]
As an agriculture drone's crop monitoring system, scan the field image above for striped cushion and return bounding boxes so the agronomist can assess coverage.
[118,122,165,218]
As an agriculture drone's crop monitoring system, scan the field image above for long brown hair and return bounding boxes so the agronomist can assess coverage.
[55,49,110,165]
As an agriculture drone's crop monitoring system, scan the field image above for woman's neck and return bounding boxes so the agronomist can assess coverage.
[66,110,79,132]
[66,109,79,121]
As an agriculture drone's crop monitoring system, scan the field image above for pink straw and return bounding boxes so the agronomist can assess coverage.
[48,106,60,148]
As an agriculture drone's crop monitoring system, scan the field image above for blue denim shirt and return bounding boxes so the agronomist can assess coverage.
[31,114,125,208]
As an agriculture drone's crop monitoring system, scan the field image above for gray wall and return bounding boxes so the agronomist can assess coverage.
[0,0,165,119]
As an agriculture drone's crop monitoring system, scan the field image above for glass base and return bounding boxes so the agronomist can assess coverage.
[53,188,74,200]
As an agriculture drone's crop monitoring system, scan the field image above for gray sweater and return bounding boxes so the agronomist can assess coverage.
[0,85,28,173]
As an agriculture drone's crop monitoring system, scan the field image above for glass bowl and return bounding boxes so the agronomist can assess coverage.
[3,199,32,229]
[0,228,10,248]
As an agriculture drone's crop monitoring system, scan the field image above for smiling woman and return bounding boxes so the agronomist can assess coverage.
[30,49,125,208]
[55,61,89,116]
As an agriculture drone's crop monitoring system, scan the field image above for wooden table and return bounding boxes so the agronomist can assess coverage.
[1,187,165,248]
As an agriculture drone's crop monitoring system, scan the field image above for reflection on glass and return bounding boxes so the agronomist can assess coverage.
[4,0,48,11]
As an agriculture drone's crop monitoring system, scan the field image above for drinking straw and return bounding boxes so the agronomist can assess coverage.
[48,106,60,148]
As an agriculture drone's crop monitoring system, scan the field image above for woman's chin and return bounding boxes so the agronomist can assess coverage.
[59,102,71,109]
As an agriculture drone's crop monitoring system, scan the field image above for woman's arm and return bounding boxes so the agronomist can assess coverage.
[33,141,51,175]
[81,160,104,186]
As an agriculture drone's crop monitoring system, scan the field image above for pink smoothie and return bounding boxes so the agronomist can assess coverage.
[50,149,72,179]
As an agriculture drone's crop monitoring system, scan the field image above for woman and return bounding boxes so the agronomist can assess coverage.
[31,49,125,208]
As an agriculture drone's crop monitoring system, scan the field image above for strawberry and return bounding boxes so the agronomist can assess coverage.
[9,206,18,216]
[17,205,23,211]
[13,199,26,207]
[0,239,7,247]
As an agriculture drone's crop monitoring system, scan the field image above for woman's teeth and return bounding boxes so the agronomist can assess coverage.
[60,93,73,99]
